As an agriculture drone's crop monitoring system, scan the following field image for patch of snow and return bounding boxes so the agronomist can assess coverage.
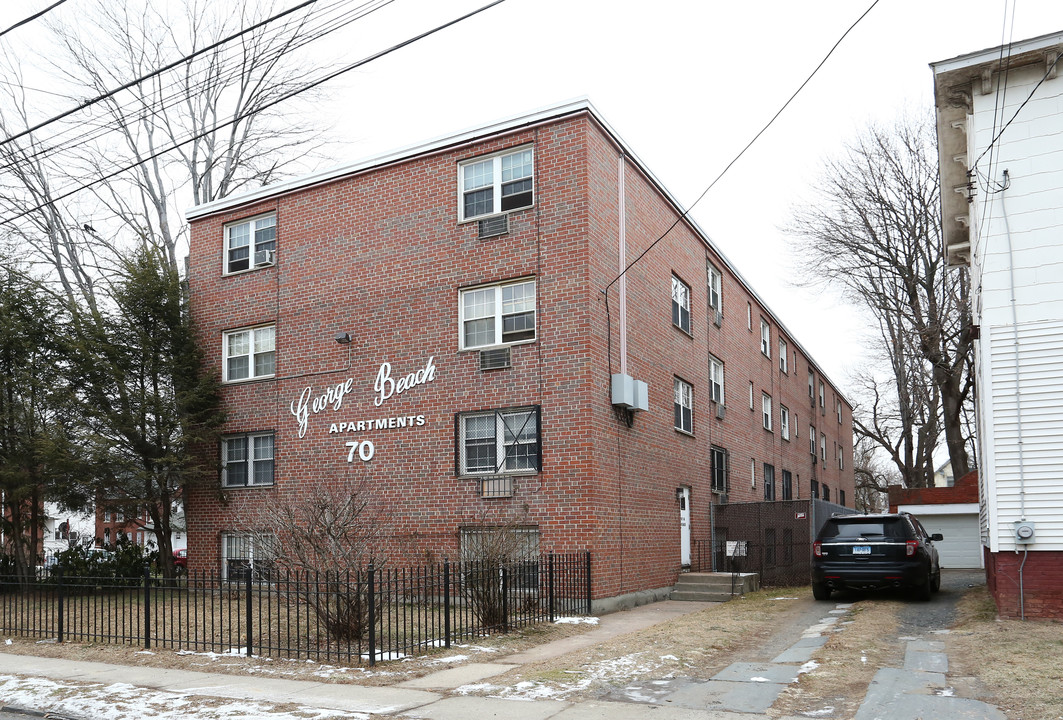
[834,603,854,609]
[774,597,799,600]
[750,676,771,682]
[800,706,836,717]
[135,651,155,655]
[0,674,368,720]
[659,654,678,661]
[4,639,10,645]
[861,655,867,664]
[931,629,951,635]
[429,655,469,665]
[554,616,599,625]
[799,660,819,674]
[361,651,405,661]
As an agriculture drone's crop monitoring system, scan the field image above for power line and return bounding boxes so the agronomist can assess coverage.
[3,0,391,167]
[0,0,509,226]
[604,0,882,293]
[0,0,319,148]
[0,0,69,40]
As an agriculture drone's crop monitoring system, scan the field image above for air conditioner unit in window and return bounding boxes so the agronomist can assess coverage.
[478,215,509,239]
[714,309,722,327]
[479,347,511,371]
[715,403,726,420]
[254,249,275,266]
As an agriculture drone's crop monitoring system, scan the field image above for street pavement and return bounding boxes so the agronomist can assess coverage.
[0,578,1007,719]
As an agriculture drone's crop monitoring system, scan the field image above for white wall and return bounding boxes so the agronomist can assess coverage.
[968,61,1063,553]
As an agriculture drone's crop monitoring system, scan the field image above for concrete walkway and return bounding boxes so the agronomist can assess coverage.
[0,598,1007,719]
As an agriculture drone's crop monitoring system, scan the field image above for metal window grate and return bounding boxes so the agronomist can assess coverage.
[478,476,514,498]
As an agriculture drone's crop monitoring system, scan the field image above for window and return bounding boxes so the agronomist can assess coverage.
[808,370,815,398]
[837,398,843,424]
[221,532,276,581]
[225,214,276,274]
[707,264,722,314]
[671,275,691,333]
[810,479,820,499]
[819,381,825,410]
[748,381,754,410]
[781,469,793,500]
[761,393,772,430]
[840,490,846,507]
[709,356,724,404]
[820,433,827,461]
[459,279,536,349]
[222,432,275,487]
[822,484,831,502]
[457,407,540,476]
[838,443,844,470]
[115,510,124,522]
[809,425,816,456]
[779,339,788,373]
[763,464,776,501]
[711,446,729,493]
[750,457,756,488]
[760,319,770,356]
[746,302,752,330]
[460,147,534,220]
[794,413,798,438]
[780,405,790,440]
[224,325,275,382]
[674,378,693,434]
[103,510,111,523]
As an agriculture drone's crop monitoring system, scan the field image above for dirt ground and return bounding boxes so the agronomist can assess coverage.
[3,583,1061,718]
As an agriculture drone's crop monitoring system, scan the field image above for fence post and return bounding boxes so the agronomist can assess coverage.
[547,554,555,623]
[443,559,451,649]
[584,550,592,615]
[245,565,253,657]
[56,567,64,644]
[500,565,509,634]
[143,564,151,650]
[367,563,376,667]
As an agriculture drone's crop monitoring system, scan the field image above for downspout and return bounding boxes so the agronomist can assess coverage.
[1000,169,1028,619]
[618,156,627,375]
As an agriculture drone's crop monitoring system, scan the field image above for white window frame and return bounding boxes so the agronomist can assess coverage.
[780,405,790,440]
[458,407,541,476]
[707,264,722,313]
[746,302,752,330]
[224,213,276,275]
[223,324,276,383]
[750,457,756,488]
[671,274,691,334]
[221,532,276,581]
[779,339,788,373]
[459,278,536,350]
[819,381,826,409]
[674,377,693,434]
[748,381,754,410]
[762,393,773,430]
[808,370,815,398]
[709,356,725,404]
[222,432,275,488]
[820,433,827,461]
[458,146,534,221]
[837,398,843,424]
[810,425,816,456]
[760,319,770,357]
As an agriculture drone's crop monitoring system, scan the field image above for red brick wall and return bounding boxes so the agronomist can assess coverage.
[985,548,1063,619]
[186,110,854,600]
[888,470,979,510]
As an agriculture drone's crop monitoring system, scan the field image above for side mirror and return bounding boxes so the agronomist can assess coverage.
[931,533,943,542]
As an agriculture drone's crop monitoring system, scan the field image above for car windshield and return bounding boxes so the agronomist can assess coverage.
[822,519,906,539]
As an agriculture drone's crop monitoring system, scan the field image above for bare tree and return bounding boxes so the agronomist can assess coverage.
[852,435,897,513]
[789,113,974,487]
[242,479,387,643]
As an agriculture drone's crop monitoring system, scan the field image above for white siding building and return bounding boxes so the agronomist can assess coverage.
[932,30,1063,619]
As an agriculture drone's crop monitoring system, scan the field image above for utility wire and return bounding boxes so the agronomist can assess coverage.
[970,50,1062,172]
[4,0,390,166]
[0,0,69,40]
[604,0,881,293]
[0,0,509,226]
[0,0,319,148]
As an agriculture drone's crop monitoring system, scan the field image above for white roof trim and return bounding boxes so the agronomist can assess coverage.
[898,503,979,515]
[931,29,1063,74]
[185,97,850,405]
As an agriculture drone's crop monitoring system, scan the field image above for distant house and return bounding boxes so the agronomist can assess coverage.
[889,471,981,569]
[932,30,1063,619]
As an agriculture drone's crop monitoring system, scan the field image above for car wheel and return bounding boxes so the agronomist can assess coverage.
[914,577,932,601]
[930,570,941,592]
[812,582,831,601]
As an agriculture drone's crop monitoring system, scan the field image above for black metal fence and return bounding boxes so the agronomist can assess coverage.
[0,552,590,666]
[694,499,849,587]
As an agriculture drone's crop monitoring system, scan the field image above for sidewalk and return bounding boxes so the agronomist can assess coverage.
[0,598,1007,720]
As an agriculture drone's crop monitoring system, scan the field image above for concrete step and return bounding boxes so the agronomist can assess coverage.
[671,572,759,602]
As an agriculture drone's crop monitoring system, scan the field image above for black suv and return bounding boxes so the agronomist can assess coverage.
[811,512,942,601]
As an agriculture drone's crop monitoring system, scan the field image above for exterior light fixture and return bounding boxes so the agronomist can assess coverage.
[335,332,352,344]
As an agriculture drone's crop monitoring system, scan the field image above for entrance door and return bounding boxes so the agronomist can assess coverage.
[679,486,691,567]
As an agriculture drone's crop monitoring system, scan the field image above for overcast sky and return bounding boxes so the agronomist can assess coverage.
[2,0,1061,393]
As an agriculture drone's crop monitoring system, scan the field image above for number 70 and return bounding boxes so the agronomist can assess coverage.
[346,440,375,462]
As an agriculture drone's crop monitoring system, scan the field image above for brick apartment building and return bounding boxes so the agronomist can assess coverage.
[185,100,854,607]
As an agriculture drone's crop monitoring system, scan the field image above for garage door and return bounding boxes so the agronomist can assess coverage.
[917,513,982,569]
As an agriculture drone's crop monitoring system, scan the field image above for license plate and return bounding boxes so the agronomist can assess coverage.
[853,545,871,555]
